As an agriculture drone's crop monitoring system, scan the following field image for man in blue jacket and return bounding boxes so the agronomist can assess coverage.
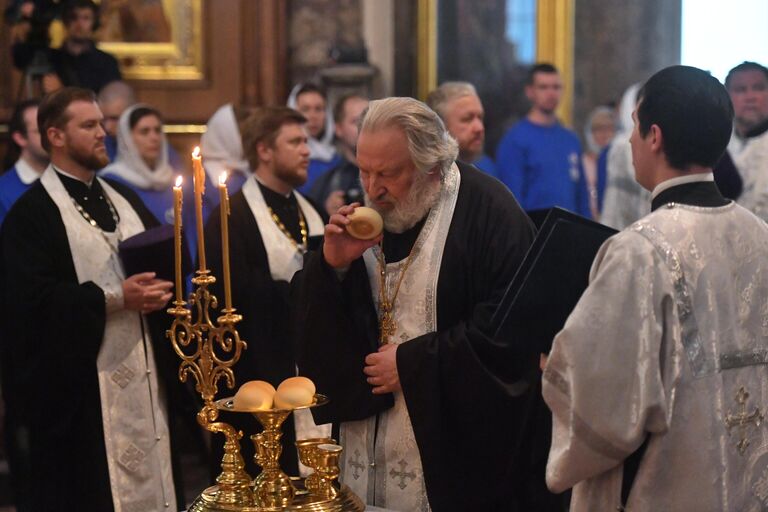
[496,63,591,218]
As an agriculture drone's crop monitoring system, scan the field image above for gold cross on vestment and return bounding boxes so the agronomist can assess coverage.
[725,386,764,455]
[379,303,396,345]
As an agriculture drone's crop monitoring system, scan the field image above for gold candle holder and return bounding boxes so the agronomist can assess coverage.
[169,145,364,512]
[167,271,252,508]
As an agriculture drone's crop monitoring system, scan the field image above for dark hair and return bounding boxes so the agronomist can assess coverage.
[295,83,327,102]
[725,61,768,90]
[241,107,307,169]
[637,65,733,170]
[128,106,162,130]
[333,93,367,124]
[526,63,558,85]
[3,99,41,170]
[38,87,96,152]
[9,99,40,138]
[62,0,99,29]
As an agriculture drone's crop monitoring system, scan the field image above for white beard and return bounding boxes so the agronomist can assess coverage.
[365,172,442,233]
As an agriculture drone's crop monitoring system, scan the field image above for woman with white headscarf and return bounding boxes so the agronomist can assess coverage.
[101,104,177,224]
[600,83,651,229]
[581,106,616,219]
[200,103,252,197]
[287,83,341,193]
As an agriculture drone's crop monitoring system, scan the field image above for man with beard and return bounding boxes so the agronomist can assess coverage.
[292,97,537,510]
[427,81,497,176]
[0,87,176,510]
[205,106,327,477]
[496,63,591,218]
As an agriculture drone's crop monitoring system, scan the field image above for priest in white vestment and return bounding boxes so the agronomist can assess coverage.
[727,61,768,221]
[544,66,768,511]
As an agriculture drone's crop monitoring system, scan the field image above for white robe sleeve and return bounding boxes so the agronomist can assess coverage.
[542,230,677,498]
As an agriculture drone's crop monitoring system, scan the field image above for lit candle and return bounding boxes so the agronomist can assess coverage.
[192,147,207,271]
[219,172,232,311]
[173,175,183,302]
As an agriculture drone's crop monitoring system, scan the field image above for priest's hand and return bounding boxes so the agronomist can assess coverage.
[123,272,174,314]
[323,202,383,269]
[364,343,401,394]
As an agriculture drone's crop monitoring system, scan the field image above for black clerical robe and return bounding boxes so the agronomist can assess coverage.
[204,180,323,477]
[292,162,540,510]
[0,176,177,511]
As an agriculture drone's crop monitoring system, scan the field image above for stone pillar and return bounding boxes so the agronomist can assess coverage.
[573,0,681,135]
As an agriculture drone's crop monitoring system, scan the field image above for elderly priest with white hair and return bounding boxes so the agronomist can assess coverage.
[292,97,538,511]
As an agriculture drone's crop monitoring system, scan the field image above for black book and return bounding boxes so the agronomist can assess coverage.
[119,224,192,283]
[491,207,618,354]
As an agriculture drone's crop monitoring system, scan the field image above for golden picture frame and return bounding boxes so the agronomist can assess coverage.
[96,0,204,81]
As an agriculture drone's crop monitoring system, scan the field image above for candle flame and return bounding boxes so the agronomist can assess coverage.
[175,175,183,187]
[192,146,201,159]
[219,172,228,185]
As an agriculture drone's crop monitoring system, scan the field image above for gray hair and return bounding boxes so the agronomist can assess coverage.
[359,97,459,176]
[426,81,478,119]
[97,80,136,107]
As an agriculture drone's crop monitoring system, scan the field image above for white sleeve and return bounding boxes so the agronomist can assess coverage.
[542,232,674,493]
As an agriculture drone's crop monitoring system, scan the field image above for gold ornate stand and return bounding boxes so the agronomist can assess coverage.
[167,270,364,512]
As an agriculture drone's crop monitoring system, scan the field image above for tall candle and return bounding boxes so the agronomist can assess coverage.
[173,176,183,302]
[192,147,207,271]
[218,172,232,310]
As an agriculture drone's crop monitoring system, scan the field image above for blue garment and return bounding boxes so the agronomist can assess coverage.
[596,145,609,212]
[105,134,118,162]
[298,155,342,195]
[100,172,206,261]
[472,154,497,177]
[0,167,34,226]
[496,118,591,218]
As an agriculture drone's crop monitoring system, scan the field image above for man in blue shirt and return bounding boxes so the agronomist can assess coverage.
[0,99,49,226]
[496,63,590,218]
[427,81,497,176]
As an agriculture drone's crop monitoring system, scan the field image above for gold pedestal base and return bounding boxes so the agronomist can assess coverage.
[187,480,366,512]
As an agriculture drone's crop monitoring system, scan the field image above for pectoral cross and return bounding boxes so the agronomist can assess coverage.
[379,301,396,345]
[725,386,764,455]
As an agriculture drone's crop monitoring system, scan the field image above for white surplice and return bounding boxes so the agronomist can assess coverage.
[240,176,328,472]
[338,164,461,512]
[544,200,768,511]
[40,167,176,512]
[734,129,768,222]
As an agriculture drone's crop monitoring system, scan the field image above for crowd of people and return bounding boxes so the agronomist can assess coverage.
[1,3,767,511]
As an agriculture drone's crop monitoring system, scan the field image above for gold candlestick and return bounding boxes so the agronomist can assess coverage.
[218,172,233,312]
[192,146,207,272]
[173,176,184,304]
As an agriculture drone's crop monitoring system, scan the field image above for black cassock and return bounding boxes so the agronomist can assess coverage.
[292,162,557,510]
[0,176,186,511]
[205,181,324,477]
